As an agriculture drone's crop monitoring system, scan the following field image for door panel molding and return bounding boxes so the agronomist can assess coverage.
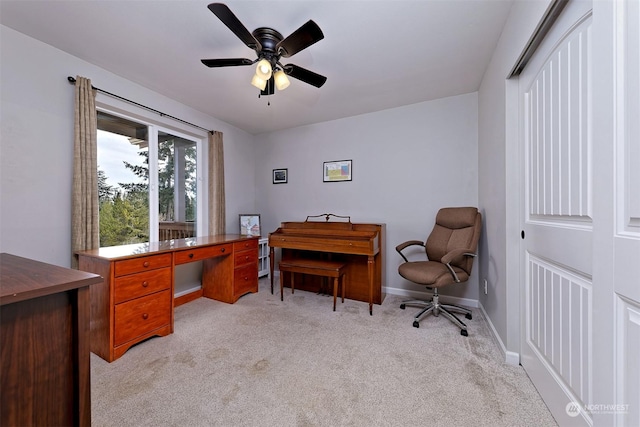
[613,0,640,308]
[524,15,593,225]
[615,295,640,426]
[615,0,640,235]
[526,253,592,407]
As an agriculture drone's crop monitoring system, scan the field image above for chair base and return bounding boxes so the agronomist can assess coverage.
[400,290,472,336]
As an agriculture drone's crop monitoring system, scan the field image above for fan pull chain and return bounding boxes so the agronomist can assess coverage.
[257,93,272,106]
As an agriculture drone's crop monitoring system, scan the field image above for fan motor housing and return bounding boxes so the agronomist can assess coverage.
[253,27,283,59]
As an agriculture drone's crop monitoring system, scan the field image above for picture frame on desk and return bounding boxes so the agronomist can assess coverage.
[273,168,288,184]
[323,159,352,182]
[239,214,261,236]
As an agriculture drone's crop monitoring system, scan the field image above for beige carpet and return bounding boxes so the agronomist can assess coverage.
[91,278,557,427]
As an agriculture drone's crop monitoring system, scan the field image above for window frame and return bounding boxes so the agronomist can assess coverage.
[96,101,207,245]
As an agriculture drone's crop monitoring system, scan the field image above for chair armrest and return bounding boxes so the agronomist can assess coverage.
[441,249,477,282]
[441,248,477,265]
[395,240,425,263]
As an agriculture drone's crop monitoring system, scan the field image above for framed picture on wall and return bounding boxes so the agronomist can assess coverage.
[273,168,288,184]
[323,159,352,182]
[239,214,261,236]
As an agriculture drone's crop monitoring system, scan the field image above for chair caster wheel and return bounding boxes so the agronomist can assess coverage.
[412,321,420,328]
[465,313,472,320]
[400,304,406,310]
[460,329,468,336]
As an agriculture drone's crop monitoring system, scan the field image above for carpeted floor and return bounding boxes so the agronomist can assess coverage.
[91,278,557,427]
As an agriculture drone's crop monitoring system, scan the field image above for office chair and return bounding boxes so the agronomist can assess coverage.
[396,207,482,336]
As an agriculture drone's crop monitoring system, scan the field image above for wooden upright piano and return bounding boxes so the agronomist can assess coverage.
[269,215,385,314]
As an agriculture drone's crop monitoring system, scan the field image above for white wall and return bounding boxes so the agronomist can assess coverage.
[0,26,256,268]
[477,0,553,355]
[255,93,479,302]
[2,24,480,304]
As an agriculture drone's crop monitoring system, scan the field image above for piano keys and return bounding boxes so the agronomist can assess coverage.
[269,217,385,314]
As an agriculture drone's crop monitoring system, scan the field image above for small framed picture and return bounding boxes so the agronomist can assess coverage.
[239,214,261,236]
[273,168,288,184]
[323,160,352,182]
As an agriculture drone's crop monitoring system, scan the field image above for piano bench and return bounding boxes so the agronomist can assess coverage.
[278,259,347,311]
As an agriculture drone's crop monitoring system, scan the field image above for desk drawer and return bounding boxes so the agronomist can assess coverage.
[114,254,172,277]
[234,263,258,296]
[174,244,232,264]
[114,290,171,346]
[114,267,171,304]
[234,239,258,252]
[234,249,258,267]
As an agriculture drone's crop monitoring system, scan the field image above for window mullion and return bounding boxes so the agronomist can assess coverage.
[197,139,205,237]
[148,125,159,242]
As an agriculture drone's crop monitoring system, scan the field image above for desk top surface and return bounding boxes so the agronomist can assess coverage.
[1,253,102,305]
[75,234,259,261]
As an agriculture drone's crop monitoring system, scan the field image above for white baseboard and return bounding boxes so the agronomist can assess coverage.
[478,302,520,366]
[504,350,520,365]
[384,286,479,309]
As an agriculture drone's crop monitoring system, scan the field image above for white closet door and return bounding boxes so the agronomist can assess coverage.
[611,0,640,425]
[519,1,594,425]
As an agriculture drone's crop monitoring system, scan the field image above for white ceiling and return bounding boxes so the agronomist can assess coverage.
[0,0,513,135]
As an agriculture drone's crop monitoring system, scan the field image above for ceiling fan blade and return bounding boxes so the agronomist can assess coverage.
[276,20,324,58]
[284,64,327,88]
[201,58,254,67]
[207,3,261,51]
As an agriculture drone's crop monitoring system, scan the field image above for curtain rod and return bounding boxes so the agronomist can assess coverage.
[67,76,214,134]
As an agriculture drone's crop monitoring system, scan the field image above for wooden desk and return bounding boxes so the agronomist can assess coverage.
[1,253,101,427]
[76,235,259,362]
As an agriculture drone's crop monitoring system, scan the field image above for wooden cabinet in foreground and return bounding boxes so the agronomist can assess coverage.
[1,253,101,427]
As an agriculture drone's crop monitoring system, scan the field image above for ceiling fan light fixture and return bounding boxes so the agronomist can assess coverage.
[251,74,267,91]
[274,69,290,91]
[202,4,327,96]
[256,59,272,80]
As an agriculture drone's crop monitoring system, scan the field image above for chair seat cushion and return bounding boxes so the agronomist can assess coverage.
[398,261,469,288]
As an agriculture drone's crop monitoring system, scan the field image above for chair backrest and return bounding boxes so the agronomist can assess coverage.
[425,207,482,275]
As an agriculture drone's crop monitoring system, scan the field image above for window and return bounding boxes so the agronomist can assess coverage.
[97,110,203,247]
[157,131,198,241]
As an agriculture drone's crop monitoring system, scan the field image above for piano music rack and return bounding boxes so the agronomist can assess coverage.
[305,213,351,223]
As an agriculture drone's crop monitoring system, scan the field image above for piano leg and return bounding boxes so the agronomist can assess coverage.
[269,247,275,294]
[333,276,338,311]
[368,255,374,315]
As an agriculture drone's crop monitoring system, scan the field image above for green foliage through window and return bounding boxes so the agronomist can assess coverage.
[97,123,198,248]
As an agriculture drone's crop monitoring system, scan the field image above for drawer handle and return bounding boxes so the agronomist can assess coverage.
[221,248,226,253]
[142,313,149,320]
[142,281,149,287]
[245,256,249,261]
[143,261,150,268]
[244,276,248,281]
[188,253,194,258]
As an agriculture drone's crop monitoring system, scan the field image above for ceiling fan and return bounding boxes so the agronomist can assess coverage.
[201,3,327,96]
